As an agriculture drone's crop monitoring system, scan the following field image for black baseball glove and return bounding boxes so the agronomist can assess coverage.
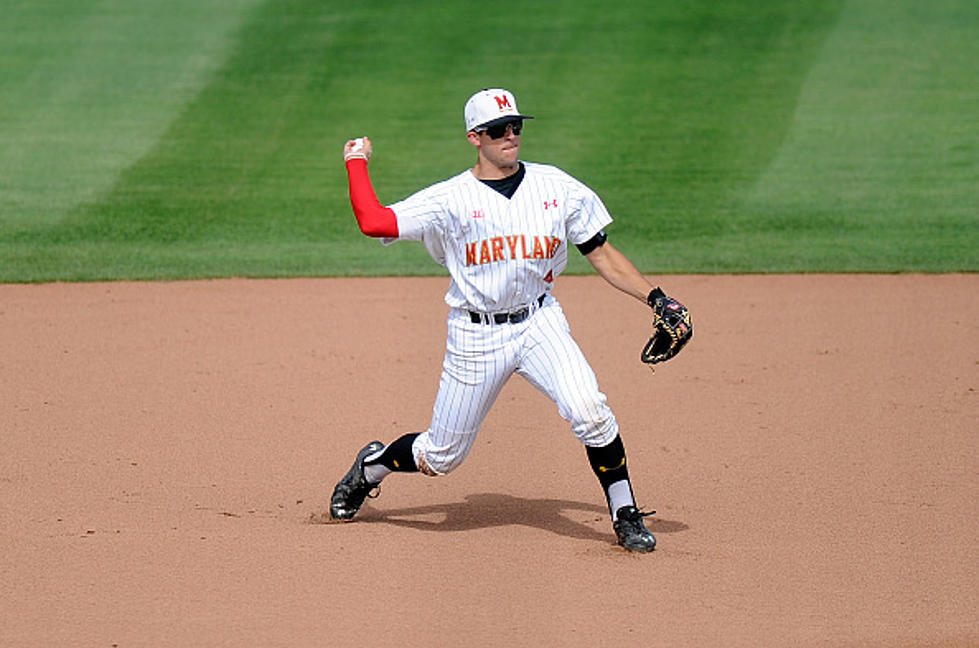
[641,287,693,365]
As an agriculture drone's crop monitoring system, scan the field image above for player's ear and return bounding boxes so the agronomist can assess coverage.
[466,130,482,147]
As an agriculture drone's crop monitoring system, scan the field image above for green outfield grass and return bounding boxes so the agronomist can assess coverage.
[1,0,976,281]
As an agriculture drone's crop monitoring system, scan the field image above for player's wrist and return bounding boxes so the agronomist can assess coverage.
[647,287,665,309]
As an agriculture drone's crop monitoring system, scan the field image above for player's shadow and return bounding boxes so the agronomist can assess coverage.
[360,492,688,543]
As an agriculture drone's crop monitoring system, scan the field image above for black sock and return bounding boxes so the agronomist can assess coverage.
[364,433,420,473]
[586,435,635,515]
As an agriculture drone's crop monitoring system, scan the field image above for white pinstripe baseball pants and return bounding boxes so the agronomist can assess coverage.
[412,296,618,475]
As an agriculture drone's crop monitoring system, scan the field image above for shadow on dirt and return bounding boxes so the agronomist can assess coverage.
[330,492,689,541]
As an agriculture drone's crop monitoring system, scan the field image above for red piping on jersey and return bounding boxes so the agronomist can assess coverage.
[345,158,399,238]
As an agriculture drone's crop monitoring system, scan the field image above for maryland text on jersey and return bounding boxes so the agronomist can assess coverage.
[464,235,563,267]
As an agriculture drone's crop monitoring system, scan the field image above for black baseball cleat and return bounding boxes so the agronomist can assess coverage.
[613,505,657,553]
[329,441,385,521]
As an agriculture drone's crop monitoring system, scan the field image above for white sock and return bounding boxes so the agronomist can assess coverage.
[607,480,635,520]
[362,462,392,485]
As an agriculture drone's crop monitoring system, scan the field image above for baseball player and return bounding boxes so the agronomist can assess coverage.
[331,88,686,552]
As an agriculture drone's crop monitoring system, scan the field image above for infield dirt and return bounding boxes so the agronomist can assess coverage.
[1,275,976,647]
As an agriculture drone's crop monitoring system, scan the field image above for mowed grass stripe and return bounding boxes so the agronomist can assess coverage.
[739,0,979,271]
[23,0,845,279]
[1,0,974,280]
[528,0,847,273]
[0,0,264,230]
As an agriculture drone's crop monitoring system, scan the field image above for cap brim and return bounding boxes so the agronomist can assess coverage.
[473,114,534,130]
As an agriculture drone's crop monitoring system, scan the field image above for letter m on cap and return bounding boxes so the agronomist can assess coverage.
[495,95,512,110]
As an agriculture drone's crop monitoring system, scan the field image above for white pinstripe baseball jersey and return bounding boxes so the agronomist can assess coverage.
[384,162,613,312]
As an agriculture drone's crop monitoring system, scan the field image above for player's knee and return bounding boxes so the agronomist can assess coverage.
[572,408,618,447]
[412,436,469,476]
[560,391,615,441]
[414,450,465,476]
[415,450,444,476]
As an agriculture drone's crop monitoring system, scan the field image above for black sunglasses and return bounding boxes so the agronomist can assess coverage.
[480,120,523,139]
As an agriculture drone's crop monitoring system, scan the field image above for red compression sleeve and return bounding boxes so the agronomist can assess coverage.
[345,158,399,238]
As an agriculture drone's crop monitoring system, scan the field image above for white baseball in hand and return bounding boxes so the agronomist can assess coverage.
[344,136,369,162]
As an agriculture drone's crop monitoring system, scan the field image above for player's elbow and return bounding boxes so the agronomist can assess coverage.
[356,221,383,237]
[357,221,397,238]
[353,205,399,238]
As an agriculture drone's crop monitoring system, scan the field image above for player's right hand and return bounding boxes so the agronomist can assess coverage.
[343,137,372,163]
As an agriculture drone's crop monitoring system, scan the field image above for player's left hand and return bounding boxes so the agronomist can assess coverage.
[343,136,372,163]
[641,287,692,365]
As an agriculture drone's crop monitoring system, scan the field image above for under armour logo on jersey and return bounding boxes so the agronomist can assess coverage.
[543,199,558,210]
